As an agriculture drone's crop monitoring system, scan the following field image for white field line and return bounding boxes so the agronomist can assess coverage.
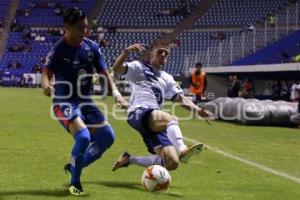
[184,137,300,184]
[104,110,300,184]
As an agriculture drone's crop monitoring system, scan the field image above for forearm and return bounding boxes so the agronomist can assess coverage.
[178,94,200,113]
[103,70,121,97]
[103,70,128,108]
[112,49,129,74]
[41,69,54,97]
[41,71,51,90]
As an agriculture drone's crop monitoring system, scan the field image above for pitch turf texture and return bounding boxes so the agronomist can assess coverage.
[0,88,299,200]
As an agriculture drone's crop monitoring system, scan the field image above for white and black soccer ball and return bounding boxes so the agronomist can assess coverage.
[141,165,171,192]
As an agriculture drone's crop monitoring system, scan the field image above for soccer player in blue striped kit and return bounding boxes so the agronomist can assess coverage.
[41,7,128,196]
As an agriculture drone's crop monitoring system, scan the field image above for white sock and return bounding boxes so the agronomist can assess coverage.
[166,120,187,153]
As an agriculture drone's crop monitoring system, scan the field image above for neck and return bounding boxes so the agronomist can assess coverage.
[151,64,161,71]
[149,61,161,70]
[64,34,82,47]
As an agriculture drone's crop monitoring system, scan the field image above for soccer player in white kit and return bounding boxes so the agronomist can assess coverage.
[112,43,214,171]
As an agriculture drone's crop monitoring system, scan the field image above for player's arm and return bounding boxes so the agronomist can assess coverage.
[93,43,129,108]
[175,93,214,120]
[204,77,208,92]
[41,68,54,97]
[112,43,145,75]
[102,69,129,109]
[190,75,198,88]
[42,49,58,97]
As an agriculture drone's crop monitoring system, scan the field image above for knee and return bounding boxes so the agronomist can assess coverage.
[75,129,91,145]
[168,115,178,124]
[104,126,115,147]
[95,125,115,149]
[164,158,179,171]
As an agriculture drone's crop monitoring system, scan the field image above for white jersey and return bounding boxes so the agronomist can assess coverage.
[124,61,183,112]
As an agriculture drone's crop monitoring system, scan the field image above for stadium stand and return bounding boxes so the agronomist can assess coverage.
[176,0,300,70]
[0,0,10,29]
[17,0,94,26]
[231,30,300,65]
[97,0,203,28]
[0,0,300,85]
[194,0,287,26]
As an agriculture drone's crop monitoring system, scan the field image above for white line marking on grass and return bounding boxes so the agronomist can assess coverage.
[184,137,300,184]
[190,161,203,165]
[104,110,300,184]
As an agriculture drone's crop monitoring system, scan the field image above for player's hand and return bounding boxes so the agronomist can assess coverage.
[115,95,129,109]
[197,107,215,125]
[124,44,145,54]
[43,85,54,97]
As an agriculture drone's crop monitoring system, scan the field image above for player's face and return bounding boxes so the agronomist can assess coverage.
[67,18,88,44]
[150,48,169,69]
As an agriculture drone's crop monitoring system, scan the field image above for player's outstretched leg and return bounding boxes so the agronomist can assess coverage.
[166,119,204,163]
[112,152,165,171]
[112,152,131,171]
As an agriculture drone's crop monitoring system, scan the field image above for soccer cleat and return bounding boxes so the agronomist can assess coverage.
[179,143,204,163]
[64,163,71,174]
[112,152,131,171]
[69,182,85,196]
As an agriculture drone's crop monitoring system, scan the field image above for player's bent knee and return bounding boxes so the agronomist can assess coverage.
[76,129,91,144]
[165,159,179,171]
[169,115,178,123]
[163,155,179,171]
[94,125,115,149]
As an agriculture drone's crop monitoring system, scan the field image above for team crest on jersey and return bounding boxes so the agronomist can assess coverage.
[62,106,72,117]
[64,107,71,117]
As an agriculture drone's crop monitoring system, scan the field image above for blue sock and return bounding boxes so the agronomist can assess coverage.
[83,125,115,167]
[70,128,91,185]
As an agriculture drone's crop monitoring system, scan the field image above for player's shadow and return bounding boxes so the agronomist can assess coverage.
[86,181,183,197]
[86,180,141,191]
[0,189,73,199]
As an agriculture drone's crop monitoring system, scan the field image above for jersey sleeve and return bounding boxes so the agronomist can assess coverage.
[165,74,183,101]
[124,61,140,81]
[93,43,107,73]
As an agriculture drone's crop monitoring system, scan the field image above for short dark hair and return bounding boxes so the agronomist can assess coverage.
[195,62,202,67]
[63,7,86,25]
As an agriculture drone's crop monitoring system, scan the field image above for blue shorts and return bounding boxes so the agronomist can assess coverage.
[127,107,173,154]
[53,100,105,132]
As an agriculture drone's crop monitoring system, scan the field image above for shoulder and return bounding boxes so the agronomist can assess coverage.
[126,60,143,68]
[51,37,64,53]
[160,71,177,85]
[84,38,104,56]
[161,70,174,81]
[84,38,100,49]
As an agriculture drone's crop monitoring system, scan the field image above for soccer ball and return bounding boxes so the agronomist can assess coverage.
[141,165,171,192]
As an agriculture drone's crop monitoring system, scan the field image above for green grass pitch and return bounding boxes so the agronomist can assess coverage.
[0,88,299,200]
